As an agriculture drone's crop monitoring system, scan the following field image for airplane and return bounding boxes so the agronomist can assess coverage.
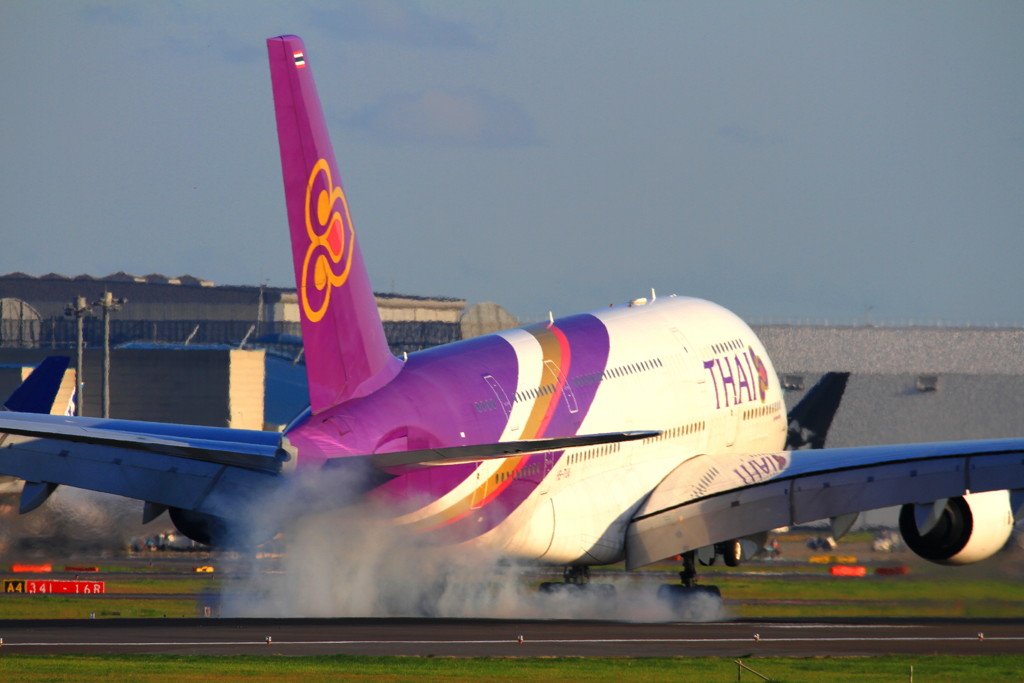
[0,35,1021,609]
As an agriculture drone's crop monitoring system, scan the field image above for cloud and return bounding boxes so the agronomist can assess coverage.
[312,0,483,50]
[348,87,541,147]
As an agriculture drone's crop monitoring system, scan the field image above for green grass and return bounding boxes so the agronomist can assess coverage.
[717,574,1024,599]
[729,599,1019,619]
[99,578,220,594]
[0,596,202,619]
[0,654,1022,682]
[4,535,1023,621]
[3,568,1023,619]
[715,574,1024,618]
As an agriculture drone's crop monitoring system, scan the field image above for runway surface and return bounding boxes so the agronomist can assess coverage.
[0,617,1021,657]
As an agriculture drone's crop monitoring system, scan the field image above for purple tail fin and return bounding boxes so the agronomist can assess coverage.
[268,35,400,413]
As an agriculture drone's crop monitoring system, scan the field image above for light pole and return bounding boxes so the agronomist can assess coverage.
[92,291,126,419]
[64,296,93,417]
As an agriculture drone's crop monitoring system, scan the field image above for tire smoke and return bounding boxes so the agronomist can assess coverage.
[219,469,727,622]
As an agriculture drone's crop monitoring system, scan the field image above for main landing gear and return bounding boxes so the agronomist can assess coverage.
[657,551,724,619]
[538,565,615,596]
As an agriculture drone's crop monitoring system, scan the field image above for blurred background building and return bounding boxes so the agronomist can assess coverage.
[2,270,1022,445]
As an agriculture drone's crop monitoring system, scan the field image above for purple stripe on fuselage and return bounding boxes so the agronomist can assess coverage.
[286,313,610,533]
[287,330,520,513]
[436,313,611,542]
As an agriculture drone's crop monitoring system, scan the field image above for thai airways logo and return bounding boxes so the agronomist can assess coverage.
[702,345,770,409]
[301,158,355,323]
[750,346,769,402]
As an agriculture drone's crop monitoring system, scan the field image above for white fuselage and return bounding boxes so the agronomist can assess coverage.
[393,295,788,565]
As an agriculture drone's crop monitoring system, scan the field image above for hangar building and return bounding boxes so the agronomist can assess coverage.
[0,272,518,428]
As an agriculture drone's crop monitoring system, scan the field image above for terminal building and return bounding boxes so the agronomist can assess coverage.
[0,271,519,354]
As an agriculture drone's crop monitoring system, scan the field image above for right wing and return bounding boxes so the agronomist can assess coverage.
[625,437,1024,569]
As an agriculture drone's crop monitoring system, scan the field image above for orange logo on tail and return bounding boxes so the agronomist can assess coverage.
[301,159,355,322]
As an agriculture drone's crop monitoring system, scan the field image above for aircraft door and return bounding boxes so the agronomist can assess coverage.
[543,360,578,414]
[482,374,512,416]
[483,374,518,433]
[725,407,740,448]
[670,327,698,382]
[539,451,554,495]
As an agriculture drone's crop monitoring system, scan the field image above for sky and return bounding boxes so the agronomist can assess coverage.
[1,2,1022,326]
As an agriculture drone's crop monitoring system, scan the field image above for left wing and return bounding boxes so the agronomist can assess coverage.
[0,412,657,520]
[0,412,290,470]
[370,431,659,469]
[626,438,1024,568]
[0,413,290,516]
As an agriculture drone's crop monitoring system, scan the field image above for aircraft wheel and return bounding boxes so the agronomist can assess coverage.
[722,539,742,567]
[657,584,723,620]
[538,582,616,597]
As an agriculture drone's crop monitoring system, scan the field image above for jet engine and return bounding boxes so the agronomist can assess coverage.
[168,508,234,547]
[898,490,1013,566]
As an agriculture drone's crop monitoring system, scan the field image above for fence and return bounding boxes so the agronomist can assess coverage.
[0,318,461,355]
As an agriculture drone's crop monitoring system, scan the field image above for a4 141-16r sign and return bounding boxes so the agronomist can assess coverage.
[4,579,105,594]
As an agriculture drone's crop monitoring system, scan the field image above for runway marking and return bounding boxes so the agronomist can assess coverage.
[4,635,1024,648]
[762,623,921,629]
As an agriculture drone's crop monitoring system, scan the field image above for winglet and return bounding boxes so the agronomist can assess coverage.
[2,356,71,414]
[267,35,401,413]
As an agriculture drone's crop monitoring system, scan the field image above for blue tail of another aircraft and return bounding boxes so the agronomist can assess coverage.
[2,356,71,414]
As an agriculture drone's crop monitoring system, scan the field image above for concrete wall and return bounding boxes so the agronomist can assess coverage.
[753,325,1024,375]
[783,373,1024,448]
[106,348,264,430]
[754,326,1024,448]
[0,347,265,430]
[377,296,465,323]
[227,349,266,430]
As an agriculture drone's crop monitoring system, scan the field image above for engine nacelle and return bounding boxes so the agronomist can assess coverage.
[898,490,1013,566]
[168,508,235,547]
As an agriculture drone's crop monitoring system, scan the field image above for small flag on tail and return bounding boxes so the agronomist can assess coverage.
[293,51,306,68]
